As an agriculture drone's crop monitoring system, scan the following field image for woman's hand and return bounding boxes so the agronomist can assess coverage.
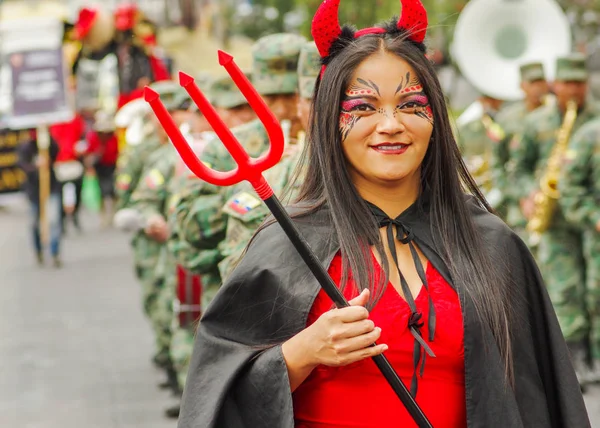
[282,289,387,392]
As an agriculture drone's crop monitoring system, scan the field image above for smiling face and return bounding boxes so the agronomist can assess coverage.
[340,51,433,191]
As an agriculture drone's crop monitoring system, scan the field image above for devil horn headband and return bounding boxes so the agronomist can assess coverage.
[311,0,428,59]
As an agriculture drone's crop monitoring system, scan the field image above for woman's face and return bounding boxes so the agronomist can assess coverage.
[339,51,433,187]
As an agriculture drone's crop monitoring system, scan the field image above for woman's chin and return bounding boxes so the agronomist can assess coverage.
[371,171,411,183]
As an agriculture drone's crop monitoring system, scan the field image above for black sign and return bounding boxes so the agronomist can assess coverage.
[0,129,31,194]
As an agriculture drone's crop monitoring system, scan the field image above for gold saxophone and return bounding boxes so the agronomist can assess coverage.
[527,99,578,242]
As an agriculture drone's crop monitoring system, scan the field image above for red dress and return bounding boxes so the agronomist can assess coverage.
[293,253,467,428]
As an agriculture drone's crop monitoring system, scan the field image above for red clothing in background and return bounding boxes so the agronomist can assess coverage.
[50,114,87,162]
[86,131,119,166]
[293,252,467,428]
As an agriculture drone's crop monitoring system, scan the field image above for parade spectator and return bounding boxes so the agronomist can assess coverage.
[17,131,63,267]
[51,114,88,232]
[86,112,119,226]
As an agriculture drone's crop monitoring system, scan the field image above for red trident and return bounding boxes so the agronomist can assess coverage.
[144,51,433,428]
[144,51,282,199]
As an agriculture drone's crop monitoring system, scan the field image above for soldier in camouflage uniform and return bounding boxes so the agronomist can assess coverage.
[114,81,182,211]
[512,53,598,384]
[456,95,506,212]
[127,89,193,374]
[492,62,550,234]
[218,41,319,279]
[560,117,600,383]
[211,72,256,128]
[154,100,216,417]
[170,33,306,397]
[164,75,252,415]
[200,33,307,171]
[296,41,321,147]
[159,74,258,417]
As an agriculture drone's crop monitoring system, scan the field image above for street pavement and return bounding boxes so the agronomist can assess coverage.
[0,196,598,427]
[0,198,177,428]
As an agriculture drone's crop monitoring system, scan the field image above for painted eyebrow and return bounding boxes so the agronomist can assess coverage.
[342,94,378,101]
[356,78,381,96]
[341,91,427,103]
[395,71,421,94]
[397,90,427,99]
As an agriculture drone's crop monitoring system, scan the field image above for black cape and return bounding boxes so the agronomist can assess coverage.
[178,195,590,428]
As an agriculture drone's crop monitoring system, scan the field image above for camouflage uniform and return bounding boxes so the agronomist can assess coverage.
[512,55,598,364]
[493,62,547,233]
[560,117,600,376]
[129,142,178,365]
[168,121,269,391]
[128,88,191,367]
[166,74,247,391]
[456,102,506,213]
[114,81,183,211]
[297,42,320,100]
[170,33,305,390]
[217,41,318,279]
[167,154,224,389]
[114,135,161,211]
[218,149,302,279]
[201,33,306,172]
[209,73,250,109]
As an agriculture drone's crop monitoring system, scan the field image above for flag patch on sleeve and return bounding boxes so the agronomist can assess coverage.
[227,192,261,215]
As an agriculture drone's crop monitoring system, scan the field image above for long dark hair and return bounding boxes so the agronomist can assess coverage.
[293,20,514,383]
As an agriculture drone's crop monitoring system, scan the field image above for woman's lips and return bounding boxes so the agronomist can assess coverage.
[370,143,410,155]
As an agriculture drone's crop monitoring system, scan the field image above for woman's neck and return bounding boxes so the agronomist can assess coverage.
[352,173,421,219]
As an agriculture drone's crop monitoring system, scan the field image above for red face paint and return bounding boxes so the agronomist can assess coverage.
[341,98,372,112]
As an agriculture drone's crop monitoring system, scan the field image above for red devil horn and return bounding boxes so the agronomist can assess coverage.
[311,0,342,58]
[398,0,428,43]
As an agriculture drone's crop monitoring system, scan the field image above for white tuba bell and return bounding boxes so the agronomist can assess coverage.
[452,0,572,101]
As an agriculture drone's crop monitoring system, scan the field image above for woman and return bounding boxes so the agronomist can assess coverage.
[178,0,589,427]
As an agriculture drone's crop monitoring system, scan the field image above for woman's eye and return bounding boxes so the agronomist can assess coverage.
[400,101,425,109]
[353,104,374,112]
[341,100,375,113]
[399,94,429,110]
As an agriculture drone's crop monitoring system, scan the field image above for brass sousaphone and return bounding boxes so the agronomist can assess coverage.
[452,0,572,208]
[452,0,572,103]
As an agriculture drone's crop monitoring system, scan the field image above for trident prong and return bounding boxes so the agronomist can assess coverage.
[144,51,284,200]
[144,86,240,186]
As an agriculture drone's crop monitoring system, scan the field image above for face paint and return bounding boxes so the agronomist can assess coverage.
[339,111,359,142]
[395,72,421,95]
[339,52,434,190]
[356,78,381,96]
[339,79,377,140]
[340,69,435,141]
[395,88,434,125]
[341,98,371,112]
